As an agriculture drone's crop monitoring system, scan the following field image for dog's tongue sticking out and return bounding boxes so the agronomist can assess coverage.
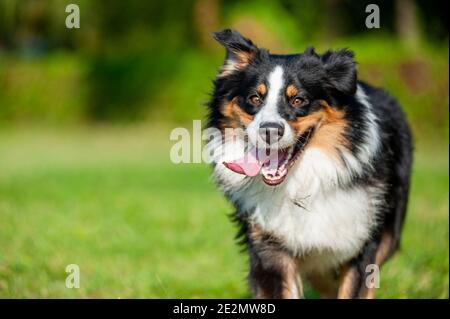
[222,148,262,177]
[223,147,291,186]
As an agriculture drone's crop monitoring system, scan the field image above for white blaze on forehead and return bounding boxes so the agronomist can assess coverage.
[258,66,284,121]
[246,65,295,149]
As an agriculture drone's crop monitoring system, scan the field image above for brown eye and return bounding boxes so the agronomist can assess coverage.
[249,95,262,107]
[291,97,306,107]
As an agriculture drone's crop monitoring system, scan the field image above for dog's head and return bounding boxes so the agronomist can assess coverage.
[211,29,356,186]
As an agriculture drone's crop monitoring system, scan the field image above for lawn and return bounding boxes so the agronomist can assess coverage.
[0,125,448,298]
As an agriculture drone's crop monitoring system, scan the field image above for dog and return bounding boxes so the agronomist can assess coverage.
[206,29,413,299]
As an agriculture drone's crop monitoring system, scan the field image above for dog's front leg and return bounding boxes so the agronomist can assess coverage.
[338,240,380,299]
[247,225,302,299]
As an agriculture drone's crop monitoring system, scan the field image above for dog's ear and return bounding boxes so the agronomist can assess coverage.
[303,46,320,58]
[213,29,259,76]
[321,49,357,96]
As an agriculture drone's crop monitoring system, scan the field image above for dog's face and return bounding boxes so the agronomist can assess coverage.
[211,29,357,186]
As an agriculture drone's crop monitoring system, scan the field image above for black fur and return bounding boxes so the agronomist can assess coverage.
[207,29,413,298]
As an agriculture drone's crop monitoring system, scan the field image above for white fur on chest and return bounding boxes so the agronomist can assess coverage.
[248,183,377,272]
[213,146,381,272]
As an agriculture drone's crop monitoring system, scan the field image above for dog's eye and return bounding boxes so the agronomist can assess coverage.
[290,97,307,107]
[248,95,262,107]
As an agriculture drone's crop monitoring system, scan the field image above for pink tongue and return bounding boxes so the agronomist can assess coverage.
[223,148,262,177]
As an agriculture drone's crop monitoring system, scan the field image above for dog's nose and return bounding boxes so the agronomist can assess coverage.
[259,122,285,144]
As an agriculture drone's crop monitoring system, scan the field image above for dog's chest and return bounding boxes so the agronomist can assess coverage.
[215,149,379,271]
[246,184,376,271]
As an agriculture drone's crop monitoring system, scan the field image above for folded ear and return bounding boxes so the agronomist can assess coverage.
[213,29,259,76]
[321,49,357,96]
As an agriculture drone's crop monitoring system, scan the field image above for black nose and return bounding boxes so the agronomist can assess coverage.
[259,122,285,144]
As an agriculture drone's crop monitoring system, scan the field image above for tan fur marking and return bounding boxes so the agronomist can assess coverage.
[288,100,348,159]
[338,259,382,299]
[375,231,394,265]
[256,83,267,96]
[282,269,303,299]
[286,85,298,98]
[355,232,395,299]
[219,51,256,77]
[337,265,358,299]
[220,97,253,130]
[236,50,254,64]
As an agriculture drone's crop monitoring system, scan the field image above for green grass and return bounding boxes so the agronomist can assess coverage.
[0,126,448,298]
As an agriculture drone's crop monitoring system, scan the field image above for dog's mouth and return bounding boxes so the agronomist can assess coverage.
[223,128,314,186]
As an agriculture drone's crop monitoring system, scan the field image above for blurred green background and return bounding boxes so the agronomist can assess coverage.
[0,0,448,298]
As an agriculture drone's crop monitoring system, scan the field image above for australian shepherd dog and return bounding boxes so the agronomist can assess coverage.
[206,29,413,298]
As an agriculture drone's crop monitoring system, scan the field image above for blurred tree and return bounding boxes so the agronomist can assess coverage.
[396,0,420,45]
[0,0,448,125]
[193,0,220,50]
